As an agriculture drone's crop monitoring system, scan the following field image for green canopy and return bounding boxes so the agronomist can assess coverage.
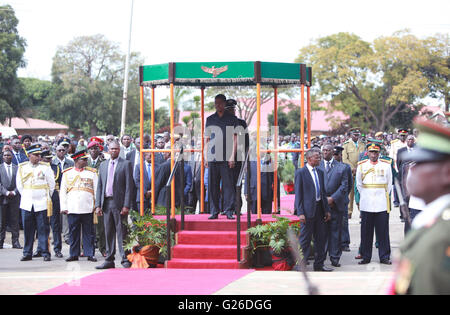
[139,61,312,87]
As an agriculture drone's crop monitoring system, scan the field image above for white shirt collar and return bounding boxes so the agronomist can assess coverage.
[412,194,450,229]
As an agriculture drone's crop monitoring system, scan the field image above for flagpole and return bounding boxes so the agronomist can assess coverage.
[120,0,134,137]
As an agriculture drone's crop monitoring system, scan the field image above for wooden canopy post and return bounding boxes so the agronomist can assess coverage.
[256,82,262,220]
[151,86,156,214]
[273,86,278,214]
[139,84,145,217]
[200,86,205,214]
[170,82,175,219]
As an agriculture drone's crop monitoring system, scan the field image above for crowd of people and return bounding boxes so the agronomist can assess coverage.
[0,93,449,294]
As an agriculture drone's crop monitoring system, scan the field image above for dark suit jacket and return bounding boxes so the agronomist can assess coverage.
[294,165,331,218]
[244,161,280,202]
[126,150,138,170]
[397,146,415,181]
[318,159,348,212]
[0,163,20,205]
[154,159,183,208]
[134,163,152,203]
[154,152,165,166]
[95,157,133,210]
[11,150,28,165]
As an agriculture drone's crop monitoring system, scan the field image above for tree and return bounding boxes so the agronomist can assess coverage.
[160,87,193,123]
[296,31,441,131]
[49,34,144,135]
[420,33,450,112]
[19,78,53,119]
[0,5,27,124]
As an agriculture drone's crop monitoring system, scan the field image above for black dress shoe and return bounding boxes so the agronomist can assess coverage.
[121,261,131,268]
[380,259,392,265]
[65,256,79,262]
[20,256,32,261]
[226,214,235,220]
[96,261,115,269]
[32,251,42,258]
[331,260,341,267]
[87,256,97,262]
[55,252,63,258]
[0,244,3,249]
[341,246,350,252]
[208,214,218,220]
[220,212,226,216]
[43,256,51,262]
[358,260,370,265]
[314,266,333,272]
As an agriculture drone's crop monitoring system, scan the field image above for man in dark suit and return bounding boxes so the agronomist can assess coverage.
[10,138,28,165]
[52,145,74,245]
[154,145,184,208]
[95,141,133,269]
[396,135,416,185]
[134,152,152,214]
[318,144,348,267]
[295,148,332,272]
[154,137,166,167]
[126,137,144,213]
[245,156,280,214]
[333,146,353,252]
[0,150,21,249]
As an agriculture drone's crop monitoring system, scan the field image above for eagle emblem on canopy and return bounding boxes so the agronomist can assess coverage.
[201,65,228,78]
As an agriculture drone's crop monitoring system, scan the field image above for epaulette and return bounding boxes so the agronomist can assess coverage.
[380,158,392,164]
[18,161,28,166]
[358,159,368,165]
[39,161,50,166]
[343,140,350,144]
[63,167,73,173]
[390,139,399,144]
[85,167,97,173]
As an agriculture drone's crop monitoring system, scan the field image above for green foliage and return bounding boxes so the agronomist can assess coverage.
[48,34,145,135]
[125,212,175,257]
[279,160,295,184]
[267,103,308,136]
[0,5,27,123]
[247,216,300,255]
[296,31,446,131]
[124,107,169,138]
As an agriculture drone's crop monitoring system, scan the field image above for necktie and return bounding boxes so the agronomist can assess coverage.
[147,163,152,184]
[7,164,12,182]
[106,161,115,196]
[326,161,331,173]
[313,168,320,200]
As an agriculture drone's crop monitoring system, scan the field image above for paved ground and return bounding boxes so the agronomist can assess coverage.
[0,206,405,295]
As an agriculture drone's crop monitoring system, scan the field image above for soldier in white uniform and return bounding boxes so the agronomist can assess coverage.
[16,144,55,261]
[389,128,408,208]
[60,150,98,262]
[356,142,393,265]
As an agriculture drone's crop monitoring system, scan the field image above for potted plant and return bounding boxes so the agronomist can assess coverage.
[279,159,295,194]
[125,212,174,268]
[247,216,300,270]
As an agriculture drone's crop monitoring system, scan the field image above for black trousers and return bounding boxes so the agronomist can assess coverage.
[360,211,391,262]
[299,202,327,269]
[0,201,20,243]
[68,213,95,257]
[208,162,235,215]
[103,198,128,263]
[326,208,343,262]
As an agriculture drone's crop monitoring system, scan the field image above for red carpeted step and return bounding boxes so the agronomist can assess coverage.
[181,220,253,231]
[172,244,244,260]
[177,231,247,245]
[166,258,241,269]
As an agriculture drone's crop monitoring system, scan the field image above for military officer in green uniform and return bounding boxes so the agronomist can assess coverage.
[391,118,450,295]
[342,128,365,219]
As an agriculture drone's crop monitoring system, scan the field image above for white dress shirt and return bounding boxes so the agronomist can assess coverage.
[306,163,321,201]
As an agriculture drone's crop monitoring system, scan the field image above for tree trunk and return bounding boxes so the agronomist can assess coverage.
[90,122,98,136]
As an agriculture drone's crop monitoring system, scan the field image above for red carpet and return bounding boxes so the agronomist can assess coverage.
[158,213,298,269]
[38,269,254,295]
